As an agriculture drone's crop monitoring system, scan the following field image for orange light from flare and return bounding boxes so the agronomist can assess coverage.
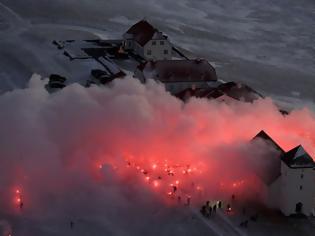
[175,180,179,185]
[99,164,103,169]
[152,164,157,170]
[145,176,150,181]
[16,189,20,194]
[16,197,21,203]
[153,180,159,187]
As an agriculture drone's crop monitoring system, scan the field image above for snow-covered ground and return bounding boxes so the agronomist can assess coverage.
[0,1,315,235]
[0,0,314,107]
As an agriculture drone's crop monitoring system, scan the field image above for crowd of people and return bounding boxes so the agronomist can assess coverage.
[199,194,259,229]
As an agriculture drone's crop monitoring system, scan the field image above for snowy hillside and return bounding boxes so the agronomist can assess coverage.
[0,0,314,104]
[0,1,315,236]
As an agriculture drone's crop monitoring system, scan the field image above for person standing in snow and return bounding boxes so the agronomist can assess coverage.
[19,201,24,210]
[173,186,177,194]
[177,196,181,203]
[186,196,191,206]
[208,206,212,217]
[200,205,207,216]
[70,221,74,229]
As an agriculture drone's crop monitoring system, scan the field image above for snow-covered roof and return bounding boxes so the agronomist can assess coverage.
[124,20,166,46]
[175,81,262,103]
[212,82,263,102]
[281,145,315,168]
[138,59,217,83]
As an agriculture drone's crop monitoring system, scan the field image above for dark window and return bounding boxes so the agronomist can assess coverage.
[160,41,165,45]
[147,50,152,55]
[301,174,304,179]
[300,185,303,190]
[152,41,156,46]
[128,41,131,47]
[164,50,168,55]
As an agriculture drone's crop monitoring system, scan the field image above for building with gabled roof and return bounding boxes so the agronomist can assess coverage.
[134,59,218,94]
[281,145,315,168]
[176,81,263,103]
[252,131,315,216]
[122,19,172,60]
[253,130,284,153]
[252,130,284,186]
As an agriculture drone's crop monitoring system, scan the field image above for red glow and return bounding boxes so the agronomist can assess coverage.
[153,180,159,187]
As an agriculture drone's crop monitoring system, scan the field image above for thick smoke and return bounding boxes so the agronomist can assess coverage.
[0,75,315,235]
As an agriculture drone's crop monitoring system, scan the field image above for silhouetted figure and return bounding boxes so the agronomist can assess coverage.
[213,204,217,213]
[19,201,24,210]
[70,221,74,229]
[206,201,210,207]
[240,220,248,228]
[177,196,181,203]
[186,196,191,206]
[244,220,248,228]
[250,214,258,222]
[200,205,207,216]
[208,206,212,216]
[173,186,177,193]
[232,194,235,201]
[218,201,222,209]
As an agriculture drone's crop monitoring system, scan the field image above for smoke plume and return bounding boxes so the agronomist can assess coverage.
[0,74,315,235]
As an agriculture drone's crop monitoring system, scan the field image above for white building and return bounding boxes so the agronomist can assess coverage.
[134,59,218,94]
[253,131,315,216]
[123,20,172,60]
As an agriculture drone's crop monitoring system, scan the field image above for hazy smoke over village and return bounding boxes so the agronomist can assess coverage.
[1,75,315,235]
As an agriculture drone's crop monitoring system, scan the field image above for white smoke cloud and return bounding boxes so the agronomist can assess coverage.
[0,74,315,235]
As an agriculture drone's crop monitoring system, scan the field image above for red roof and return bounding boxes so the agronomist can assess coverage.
[125,20,164,46]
